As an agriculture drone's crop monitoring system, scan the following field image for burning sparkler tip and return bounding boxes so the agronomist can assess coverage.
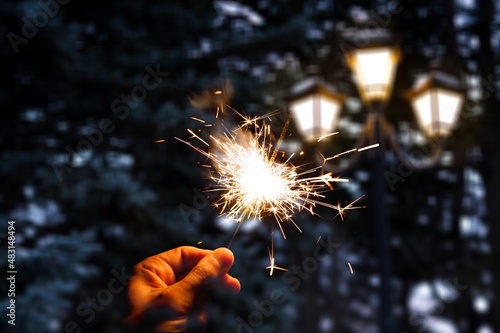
[178,105,373,273]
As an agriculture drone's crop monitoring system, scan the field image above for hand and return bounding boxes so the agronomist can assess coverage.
[126,246,241,332]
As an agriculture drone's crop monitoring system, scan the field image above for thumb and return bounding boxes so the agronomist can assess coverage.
[176,248,234,297]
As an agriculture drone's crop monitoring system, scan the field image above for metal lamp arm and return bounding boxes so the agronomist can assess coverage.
[316,113,444,175]
[385,120,444,170]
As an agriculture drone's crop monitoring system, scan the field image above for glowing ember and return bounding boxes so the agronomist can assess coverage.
[211,131,321,225]
[176,110,349,238]
[173,101,375,276]
[266,231,287,276]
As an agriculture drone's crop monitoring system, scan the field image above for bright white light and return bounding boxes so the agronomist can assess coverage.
[425,316,458,333]
[238,150,288,203]
[412,88,462,137]
[434,279,459,302]
[408,282,434,313]
[320,97,341,133]
[290,94,341,141]
[460,215,473,236]
[290,96,315,139]
[350,47,398,101]
[473,295,489,314]
[206,129,342,229]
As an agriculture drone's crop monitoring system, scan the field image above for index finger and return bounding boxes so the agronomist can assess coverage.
[156,246,213,274]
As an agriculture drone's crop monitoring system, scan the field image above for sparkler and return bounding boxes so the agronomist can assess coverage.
[173,95,376,274]
[176,110,349,240]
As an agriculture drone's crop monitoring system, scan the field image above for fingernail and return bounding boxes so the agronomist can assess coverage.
[212,248,234,268]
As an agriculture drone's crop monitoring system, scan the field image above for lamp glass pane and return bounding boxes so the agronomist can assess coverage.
[320,97,341,135]
[411,88,462,137]
[352,47,397,101]
[290,96,315,140]
[412,92,433,135]
[436,88,462,132]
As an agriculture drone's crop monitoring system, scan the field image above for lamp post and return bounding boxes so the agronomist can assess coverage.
[345,29,400,333]
[287,29,464,333]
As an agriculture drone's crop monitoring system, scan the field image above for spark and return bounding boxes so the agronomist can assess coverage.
[208,128,334,238]
[181,81,379,276]
[317,132,339,142]
[333,195,366,221]
[320,143,380,163]
[357,143,380,152]
[154,139,167,143]
[348,262,354,274]
[187,129,209,147]
[266,231,287,276]
[190,117,206,123]
[177,108,368,240]
[173,105,379,277]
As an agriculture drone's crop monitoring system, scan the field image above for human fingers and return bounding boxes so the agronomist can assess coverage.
[175,247,235,298]
[216,272,241,295]
[132,247,213,286]
[126,247,213,322]
[142,249,235,330]
[156,246,213,275]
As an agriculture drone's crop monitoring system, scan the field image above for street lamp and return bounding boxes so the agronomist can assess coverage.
[345,30,400,103]
[288,68,345,142]
[344,29,400,333]
[288,31,464,166]
[288,29,464,333]
[407,70,464,138]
